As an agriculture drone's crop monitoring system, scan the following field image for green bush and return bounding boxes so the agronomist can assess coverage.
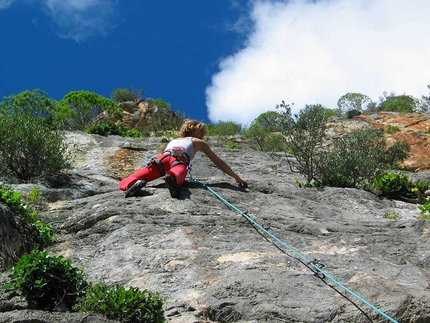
[377,93,419,113]
[86,120,145,138]
[146,99,186,136]
[225,140,241,149]
[206,121,242,137]
[385,125,401,134]
[337,92,373,115]
[0,113,72,180]
[0,89,72,130]
[111,86,144,103]
[4,249,87,311]
[244,111,287,152]
[383,212,400,220]
[278,102,328,183]
[75,283,166,323]
[314,128,409,188]
[0,186,53,244]
[366,173,415,199]
[418,199,430,215]
[61,90,123,131]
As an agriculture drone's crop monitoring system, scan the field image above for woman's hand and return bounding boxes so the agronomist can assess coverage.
[236,178,248,187]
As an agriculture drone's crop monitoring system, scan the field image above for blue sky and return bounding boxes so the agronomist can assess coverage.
[1,0,429,126]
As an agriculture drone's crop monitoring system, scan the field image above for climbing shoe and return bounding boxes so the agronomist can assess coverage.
[124,180,146,198]
[165,174,180,198]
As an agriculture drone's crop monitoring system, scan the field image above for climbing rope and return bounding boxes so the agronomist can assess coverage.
[189,175,399,323]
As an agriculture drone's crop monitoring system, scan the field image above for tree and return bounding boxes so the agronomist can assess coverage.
[0,89,71,129]
[417,85,430,113]
[245,111,286,152]
[146,98,186,135]
[278,102,328,182]
[61,90,122,131]
[206,121,242,137]
[111,86,145,103]
[337,92,372,116]
[377,92,419,113]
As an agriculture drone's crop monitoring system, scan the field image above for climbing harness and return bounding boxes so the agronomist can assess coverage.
[146,149,190,177]
[189,174,399,323]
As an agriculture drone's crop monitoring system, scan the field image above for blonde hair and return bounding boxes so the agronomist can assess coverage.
[179,120,206,138]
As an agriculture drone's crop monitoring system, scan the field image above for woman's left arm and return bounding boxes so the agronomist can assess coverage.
[194,139,248,187]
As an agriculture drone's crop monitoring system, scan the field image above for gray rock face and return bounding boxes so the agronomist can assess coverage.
[1,132,429,323]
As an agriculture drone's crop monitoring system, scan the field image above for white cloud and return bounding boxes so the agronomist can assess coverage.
[0,0,16,9]
[206,0,430,125]
[0,0,118,41]
[43,0,118,41]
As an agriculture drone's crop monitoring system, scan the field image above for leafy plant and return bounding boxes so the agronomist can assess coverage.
[385,125,401,134]
[337,92,373,115]
[0,113,72,180]
[61,90,123,131]
[86,120,145,138]
[206,121,242,137]
[146,99,186,136]
[244,111,286,152]
[111,86,145,103]
[367,173,414,199]
[278,102,328,183]
[418,199,430,216]
[314,129,409,188]
[4,249,87,311]
[0,89,72,130]
[225,140,241,149]
[377,92,419,113]
[0,185,53,244]
[383,212,400,220]
[75,282,166,323]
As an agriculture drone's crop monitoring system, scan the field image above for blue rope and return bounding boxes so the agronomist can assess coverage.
[190,176,398,323]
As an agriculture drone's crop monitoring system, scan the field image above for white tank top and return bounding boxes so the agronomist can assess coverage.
[165,137,196,161]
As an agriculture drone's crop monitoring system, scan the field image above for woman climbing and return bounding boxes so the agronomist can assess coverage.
[119,119,248,198]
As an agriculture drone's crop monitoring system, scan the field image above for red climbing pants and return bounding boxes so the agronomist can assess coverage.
[118,154,188,191]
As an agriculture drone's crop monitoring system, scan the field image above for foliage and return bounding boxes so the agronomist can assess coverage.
[147,99,186,135]
[61,90,123,131]
[377,92,419,113]
[206,121,242,136]
[3,249,87,311]
[337,92,373,115]
[244,111,287,152]
[278,102,328,183]
[86,120,145,138]
[3,248,166,322]
[385,125,401,134]
[383,212,400,220]
[314,128,409,188]
[206,121,242,148]
[111,86,145,103]
[0,113,72,180]
[418,199,430,216]
[0,89,72,130]
[75,282,166,323]
[417,85,430,113]
[346,109,362,119]
[225,140,241,149]
[0,185,53,244]
[366,172,416,199]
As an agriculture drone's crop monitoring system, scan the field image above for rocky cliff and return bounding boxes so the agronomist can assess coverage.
[1,113,430,323]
